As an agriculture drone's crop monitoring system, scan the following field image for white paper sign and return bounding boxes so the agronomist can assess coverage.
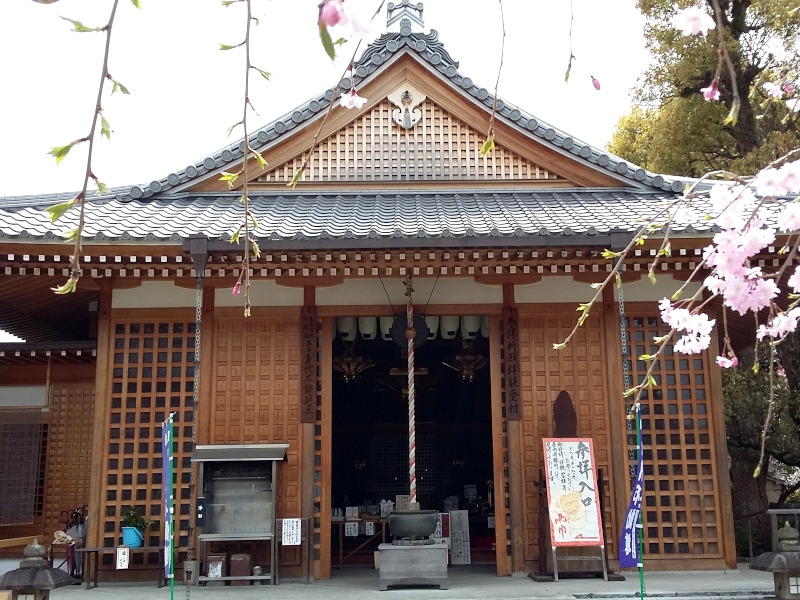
[449,510,471,565]
[365,521,374,536]
[282,518,301,546]
[344,522,359,537]
[116,546,130,570]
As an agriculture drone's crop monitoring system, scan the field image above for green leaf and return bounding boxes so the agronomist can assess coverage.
[287,168,303,188]
[671,289,682,301]
[623,387,637,398]
[725,99,741,126]
[252,149,268,170]
[250,240,261,258]
[648,269,656,284]
[60,17,97,32]
[318,22,336,60]
[131,0,141,7]
[63,228,80,242]
[230,227,242,245]
[52,276,79,294]
[552,342,566,350]
[601,249,620,259]
[221,0,236,5]
[111,80,130,95]
[257,69,271,80]
[753,464,761,478]
[45,198,76,223]
[219,43,239,51]
[96,180,109,194]
[646,374,658,388]
[219,171,240,189]
[333,37,347,46]
[100,115,112,140]
[479,136,495,156]
[48,140,81,165]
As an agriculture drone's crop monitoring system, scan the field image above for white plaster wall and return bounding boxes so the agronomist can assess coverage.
[215,280,304,307]
[112,281,196,308]
[515,273,702,304]
[316,278,502,306]
[0,386,47,407]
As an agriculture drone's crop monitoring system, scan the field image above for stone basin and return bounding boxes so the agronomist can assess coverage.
[387,510,438,541]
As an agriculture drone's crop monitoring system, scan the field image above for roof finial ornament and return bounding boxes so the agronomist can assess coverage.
[387,1,424,35]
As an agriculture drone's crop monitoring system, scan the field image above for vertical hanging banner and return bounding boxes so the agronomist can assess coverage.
[619,423,644,568]
[300,306,317,423]
[162,415,174,580]
[543,438,604,546]
[503,307,521,420]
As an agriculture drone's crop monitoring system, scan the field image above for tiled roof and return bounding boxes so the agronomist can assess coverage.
[108,29,681,200]
[0,188,721,249]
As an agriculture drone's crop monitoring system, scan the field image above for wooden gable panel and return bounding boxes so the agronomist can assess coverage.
[256,98,565,184]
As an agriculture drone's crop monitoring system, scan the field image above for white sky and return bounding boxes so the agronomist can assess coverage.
[0,0,650,197]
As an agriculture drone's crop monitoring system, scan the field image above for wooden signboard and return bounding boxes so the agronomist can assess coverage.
[503,307,521,420]
[542,438,604,547]
[300,306,317,423]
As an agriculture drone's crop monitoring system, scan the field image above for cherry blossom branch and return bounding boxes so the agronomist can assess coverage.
[480,0,506,156]
[46,0,127,294]
[709,0,740,124]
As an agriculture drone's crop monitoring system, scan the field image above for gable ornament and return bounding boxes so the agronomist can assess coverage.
[388,85,426,130]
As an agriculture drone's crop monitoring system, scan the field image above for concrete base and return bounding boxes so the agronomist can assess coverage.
[378,543,448,591]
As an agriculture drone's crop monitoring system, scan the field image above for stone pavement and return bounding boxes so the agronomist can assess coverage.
[0,560,776,600]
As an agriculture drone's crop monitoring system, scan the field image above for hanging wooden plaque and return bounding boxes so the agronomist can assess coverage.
[503,306,521,420]
[300,306,317,423]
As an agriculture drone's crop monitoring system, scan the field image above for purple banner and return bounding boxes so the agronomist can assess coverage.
[162,417,173,579]
[619,423,643,568]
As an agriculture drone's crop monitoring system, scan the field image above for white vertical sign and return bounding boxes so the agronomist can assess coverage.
[282,518,302,546]
[116,546,130,570]
[449,510,471,565]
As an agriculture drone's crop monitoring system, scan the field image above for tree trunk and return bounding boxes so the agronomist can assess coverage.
[728,445,769,520]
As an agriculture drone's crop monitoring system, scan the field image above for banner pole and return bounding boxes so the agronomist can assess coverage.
[163,413,175,600]
[636,404,645,598]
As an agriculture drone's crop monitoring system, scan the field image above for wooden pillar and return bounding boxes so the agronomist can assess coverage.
[503,284,526,573]
[86,280,112,548]
[602,283,629,567]
[489,312,510,575]
[708,325,737,568]
[197,285,215,447]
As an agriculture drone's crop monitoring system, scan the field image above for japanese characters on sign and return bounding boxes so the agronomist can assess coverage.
[449,510,471,565]
[161,416,173,579]
[619,419,644,568]
[282,518,302,546]
[503,307,521,420]
[300,306,317,423]
[543,438,604,547]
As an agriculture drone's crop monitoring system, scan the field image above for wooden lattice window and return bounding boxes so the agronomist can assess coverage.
[623,313,721,557]
[102,319,195,565]
[0,420,47,524]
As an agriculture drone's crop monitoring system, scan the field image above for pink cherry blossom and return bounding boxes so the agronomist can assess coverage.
[709,183,755,229]
[789,266,800,293]
[755,167,789,197]
[757,308,800,340]
[591,76,601,91]
[762,81,783,99]
[716,355,737,368]
[659,299,715,354]
[778,202,800,232]
[766,38,791,62]
[786,83,795,94]
[340,87,367,109]
[671,4,715,36]
[701,78,720,101]
[787,98,800,113]
[319,0,347,28]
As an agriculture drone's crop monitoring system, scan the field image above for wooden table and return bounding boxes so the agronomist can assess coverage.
[77,546,165,590]
[331,518,386,568]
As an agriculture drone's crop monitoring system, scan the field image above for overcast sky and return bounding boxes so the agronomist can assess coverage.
[0,0,650,198]
[0,1,650,343]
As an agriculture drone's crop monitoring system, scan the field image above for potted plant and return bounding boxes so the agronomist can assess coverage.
[120,506,155,548]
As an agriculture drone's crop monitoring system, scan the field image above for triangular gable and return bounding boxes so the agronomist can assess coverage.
[128,30,682,200]
[257,95,568,185]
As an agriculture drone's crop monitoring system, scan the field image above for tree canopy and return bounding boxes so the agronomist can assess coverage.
[608,0,800,176]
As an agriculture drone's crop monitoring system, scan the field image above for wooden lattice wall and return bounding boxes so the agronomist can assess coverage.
[622,311,723,557]
[100,316,196,566]
[212,315,303,520]
[517,308,617,563]
[43,382,94,536]
[258,99,564,183]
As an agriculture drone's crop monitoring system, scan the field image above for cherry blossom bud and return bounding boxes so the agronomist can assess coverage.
[320,0,346,28]
[786,83,795,94]
[591,76,601,91]
[701,78,720,101]
[232,282,241,296]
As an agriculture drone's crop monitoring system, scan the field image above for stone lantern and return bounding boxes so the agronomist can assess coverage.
[750,521,800,600]
[0,539,75,599]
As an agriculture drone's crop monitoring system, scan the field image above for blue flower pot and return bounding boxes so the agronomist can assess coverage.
[121,526,144,548]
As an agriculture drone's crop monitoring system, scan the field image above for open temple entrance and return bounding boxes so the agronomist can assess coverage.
[330,315,496,567]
